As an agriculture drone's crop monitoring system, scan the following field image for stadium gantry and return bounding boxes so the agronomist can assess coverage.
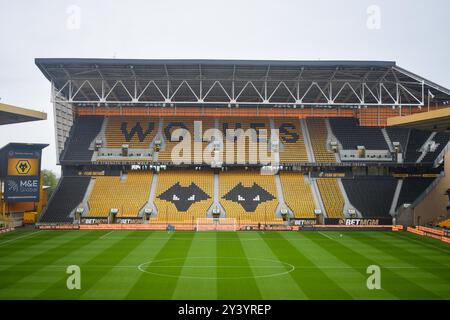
[34,58,450,229]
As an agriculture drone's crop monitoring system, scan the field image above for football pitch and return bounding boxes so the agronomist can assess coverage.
[0,229,449,300]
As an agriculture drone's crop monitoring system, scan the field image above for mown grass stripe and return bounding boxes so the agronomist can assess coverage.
[38,231,153,299]
[281,232,397,299]
[125,231,195,299]
[0,230,105,295]
[309,232,442,299]
[261,232,352,299]
[385,231,450,255]
[171,232,218,299]
[80,231,172,299]
[216,232,262,299]
[0,230,71,260]
[238,232,308,299]
[363,232,450,282]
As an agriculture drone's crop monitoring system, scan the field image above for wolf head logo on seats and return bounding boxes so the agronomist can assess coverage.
[223,182,275,212]
[158,182,210,211]
[121,122,155,142]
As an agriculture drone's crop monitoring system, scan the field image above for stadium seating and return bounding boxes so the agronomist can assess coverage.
[152,170,213,223]
[39,177,91,223]
[220,118,271,165]
[275,119,308,163]
[385,127,410,152]
[329,117,388,149]
[404,129,431,163]
[88,171,152,217]
[105,117,157,148]
[158,117,197,163]
[279,172,316,218]
[396,177,434,210]
[421,132,450,163]
[316,178,344,218]
[219,170,281,224]
[306,118,336,162]
[61,116,104,161]
[342,177,397,218]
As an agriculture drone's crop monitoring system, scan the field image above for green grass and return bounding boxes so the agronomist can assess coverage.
[0,229,449,300]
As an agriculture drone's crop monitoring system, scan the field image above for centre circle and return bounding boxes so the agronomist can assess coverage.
[137,257,295,280]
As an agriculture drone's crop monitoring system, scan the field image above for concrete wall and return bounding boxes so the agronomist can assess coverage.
[412,148,450,225]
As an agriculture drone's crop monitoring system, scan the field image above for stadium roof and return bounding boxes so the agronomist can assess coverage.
[0,103,47,125]
[387,108,450,132]
[35,58,450,107]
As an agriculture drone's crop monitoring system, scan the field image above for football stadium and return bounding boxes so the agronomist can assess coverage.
[0,59,449,301]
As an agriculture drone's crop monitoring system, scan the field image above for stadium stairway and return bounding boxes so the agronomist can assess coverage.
[299,118,315,162]
[206,172,226,218]
[389,179,403,216]
[274,174,294,218]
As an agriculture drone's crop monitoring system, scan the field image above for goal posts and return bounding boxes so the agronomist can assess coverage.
[196,218,237,231]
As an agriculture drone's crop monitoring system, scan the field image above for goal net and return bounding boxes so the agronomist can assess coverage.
[196,218,237,231]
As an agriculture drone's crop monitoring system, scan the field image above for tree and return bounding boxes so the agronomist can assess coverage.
[41,169,58,198]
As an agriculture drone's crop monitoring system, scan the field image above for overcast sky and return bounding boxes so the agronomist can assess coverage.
[0,0,449,175]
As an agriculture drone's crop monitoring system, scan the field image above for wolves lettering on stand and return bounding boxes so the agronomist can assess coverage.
[158,182,210,211]
[223,182,275,211]
[121,122,155,142]
[278,123,299,143]
[164,122,188,141]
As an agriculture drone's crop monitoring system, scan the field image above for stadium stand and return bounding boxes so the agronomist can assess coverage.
[342,177,397,218]
[39,177,91,223]
[306,118,336,162]
[316,178,344,218]
[421,132,450,163]
[329,117,388,150]
[385,127,410,152]
[404,129,431,163]
[88,171,152,217]
[220,118,271,164]
[158,117,196,163]
[219,170,281,223]
[61,116,104,161]
[275,119,308,163]
[105,117,157,148]
[396,177,434,210]
[279,172,316,218]
[152,170,213,223]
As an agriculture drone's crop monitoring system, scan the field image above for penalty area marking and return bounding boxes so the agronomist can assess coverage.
[137,257,295,280]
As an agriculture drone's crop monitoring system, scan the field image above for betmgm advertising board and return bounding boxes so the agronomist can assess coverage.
[2,148,43,202]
